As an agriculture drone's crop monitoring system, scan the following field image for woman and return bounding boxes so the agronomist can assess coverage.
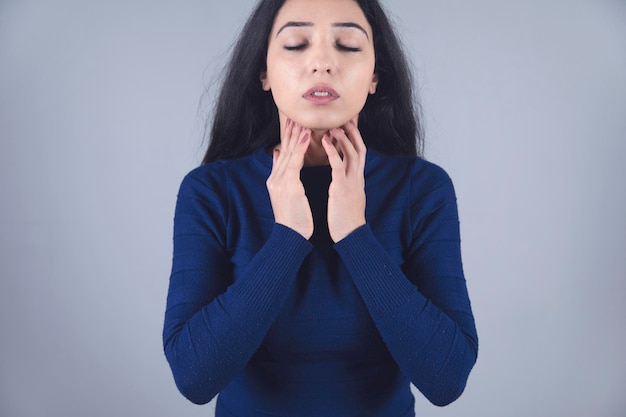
[163,0,478,416]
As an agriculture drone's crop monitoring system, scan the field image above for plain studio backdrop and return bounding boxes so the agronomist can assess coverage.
[1,0,625,416]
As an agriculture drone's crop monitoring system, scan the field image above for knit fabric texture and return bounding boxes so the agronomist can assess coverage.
[163,147,478,417]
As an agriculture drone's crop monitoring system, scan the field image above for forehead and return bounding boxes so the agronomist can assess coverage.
[272,0,371,35]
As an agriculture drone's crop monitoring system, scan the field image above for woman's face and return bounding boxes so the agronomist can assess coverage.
[262,0,378,132]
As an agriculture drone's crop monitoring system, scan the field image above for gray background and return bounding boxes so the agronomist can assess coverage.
[1,0,625,416]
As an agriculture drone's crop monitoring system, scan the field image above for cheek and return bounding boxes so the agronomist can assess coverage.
[267,76,292,109]
[266,56,289,88]
[348,72,376,104]
[268,71,300,108]
[345,61,375,88]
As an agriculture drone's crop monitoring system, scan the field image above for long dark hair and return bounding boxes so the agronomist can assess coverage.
[202,0,423,164]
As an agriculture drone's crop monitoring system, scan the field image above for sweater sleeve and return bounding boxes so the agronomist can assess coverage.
[333,165,478,407]
[162,167,312,405]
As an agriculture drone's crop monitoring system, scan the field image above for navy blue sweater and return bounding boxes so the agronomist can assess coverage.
[163,147,478,416]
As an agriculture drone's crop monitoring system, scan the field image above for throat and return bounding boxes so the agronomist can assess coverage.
[304,146,330,166]
[303,131,333,167]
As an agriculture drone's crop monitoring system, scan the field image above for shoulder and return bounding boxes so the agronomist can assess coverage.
[178,160,229,201]
[370,153,461,235]
[367,150,454,198]
[178,150,266,199]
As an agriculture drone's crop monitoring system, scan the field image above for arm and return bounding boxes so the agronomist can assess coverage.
[163,169,312,405]
[321,122,477,406]
[334,173,478,406]
[164,119,315,404]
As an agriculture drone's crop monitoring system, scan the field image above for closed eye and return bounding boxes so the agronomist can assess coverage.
[284,44,307,51]
[284,44,362,52]
[336,44,362,52]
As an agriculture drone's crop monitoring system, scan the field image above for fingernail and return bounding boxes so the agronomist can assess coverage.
[301,133,310,143]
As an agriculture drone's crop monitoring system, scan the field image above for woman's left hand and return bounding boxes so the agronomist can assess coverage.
[321,120,367,243]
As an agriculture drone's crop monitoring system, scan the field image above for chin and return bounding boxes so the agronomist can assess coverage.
[295,115,355,132]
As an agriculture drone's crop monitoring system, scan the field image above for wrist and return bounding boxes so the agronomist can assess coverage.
[330,220,366,243]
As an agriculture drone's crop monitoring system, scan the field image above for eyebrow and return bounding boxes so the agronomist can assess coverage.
[276,21,369,40]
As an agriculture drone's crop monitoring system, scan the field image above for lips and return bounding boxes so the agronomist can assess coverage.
[303,85,339,104]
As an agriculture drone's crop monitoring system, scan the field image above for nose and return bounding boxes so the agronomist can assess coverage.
[312,61,333,74]
[310,44,335,75]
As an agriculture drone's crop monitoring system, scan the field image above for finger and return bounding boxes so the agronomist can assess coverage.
[280,118,295,152]
[269,148,285,181]
[288,122,303,153]
[342,120,367,157]
[287,131,310,171]
[295,129,312,159]
[321,134,344,175]
[341,122,366,172]
[272,148,279,166]
[275,119,298,175]
[330,128,358,174]
[282,118,293,146]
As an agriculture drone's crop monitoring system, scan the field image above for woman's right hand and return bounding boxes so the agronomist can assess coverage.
[266,119,314,239]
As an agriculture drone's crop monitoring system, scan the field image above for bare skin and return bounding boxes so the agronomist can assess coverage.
[266,118,366,242]
[264,0,374,242]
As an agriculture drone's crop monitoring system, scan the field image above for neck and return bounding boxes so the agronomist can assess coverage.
[303,130,331,166]
[271,128,332,167]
